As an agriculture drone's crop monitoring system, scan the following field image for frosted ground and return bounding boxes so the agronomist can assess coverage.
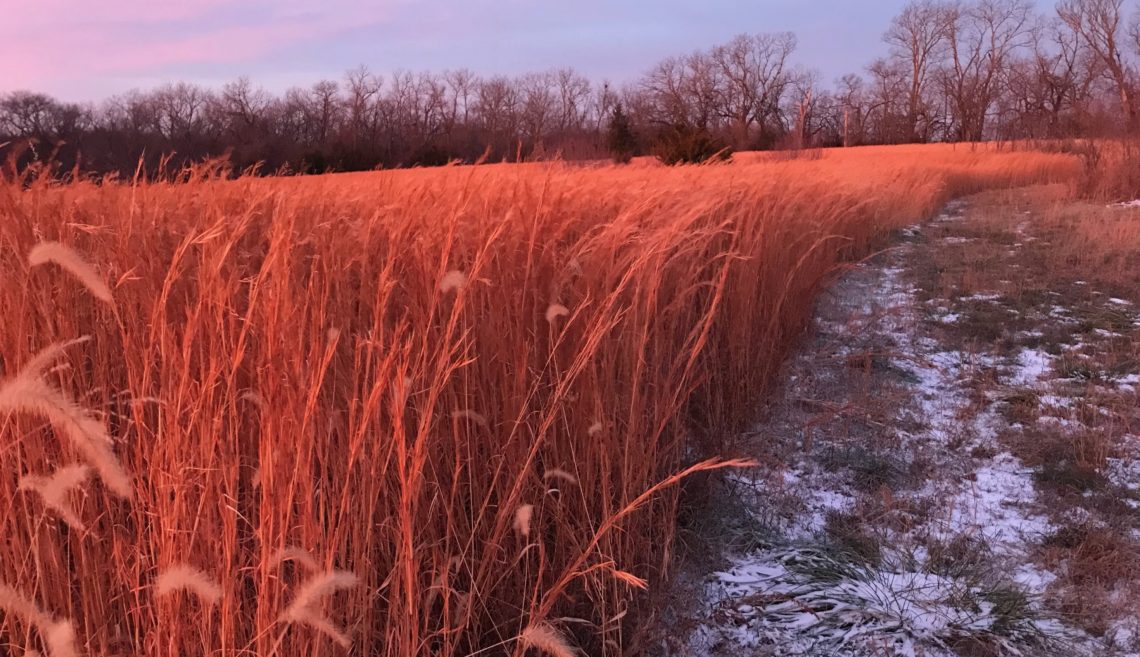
[662,197,1140,657]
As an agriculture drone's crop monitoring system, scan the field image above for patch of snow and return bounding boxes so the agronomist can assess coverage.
[1038,415,1082,430]
[1116,373,1140,393]
[946,453,1053,557]
[962,292,1003,302]
[1038,394,1074,409]
[1105,450,1140,494]
[1009,349,1053,386]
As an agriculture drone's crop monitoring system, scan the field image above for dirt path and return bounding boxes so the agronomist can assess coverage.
[661,190,1140,657]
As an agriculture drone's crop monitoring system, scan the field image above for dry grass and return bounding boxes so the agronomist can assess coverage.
[0,144,1077,656]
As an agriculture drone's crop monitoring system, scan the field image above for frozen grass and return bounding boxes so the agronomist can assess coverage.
[712,544,1065,657]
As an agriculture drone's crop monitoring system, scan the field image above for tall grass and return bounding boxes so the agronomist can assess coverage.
[0,144,1076,656]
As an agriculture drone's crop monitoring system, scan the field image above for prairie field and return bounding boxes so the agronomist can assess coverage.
[0,144,1081,656]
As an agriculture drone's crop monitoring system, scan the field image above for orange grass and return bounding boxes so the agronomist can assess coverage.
[0,144,1077,656]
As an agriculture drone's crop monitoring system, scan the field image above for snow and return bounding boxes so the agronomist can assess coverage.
[961,292,1003,302]
[946,453,1052,557]
[1009,349,1053,386]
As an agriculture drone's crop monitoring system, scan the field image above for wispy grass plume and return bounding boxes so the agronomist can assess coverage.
[270,546,321,574]
[544,304,569,323]
[518,622,578,657]
[513,504,534,538]
[155,565,222,608]
[28,242,114,304]
[0,342,132,498]
[41,620,78,657]
[0,584,79,657]
[451,408,488,428]
[542,468,577,486]
[438,270,466,294]
[18,464,91,531]
[279,570,359,648]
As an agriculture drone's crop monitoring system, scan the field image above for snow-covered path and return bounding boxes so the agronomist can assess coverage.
[665,197,1140,657]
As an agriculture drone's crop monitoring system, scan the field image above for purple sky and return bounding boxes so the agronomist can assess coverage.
[1,1,1043,102]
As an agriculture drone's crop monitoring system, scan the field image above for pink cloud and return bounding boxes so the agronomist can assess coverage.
[0,0,234,31]
[0,0,394,94]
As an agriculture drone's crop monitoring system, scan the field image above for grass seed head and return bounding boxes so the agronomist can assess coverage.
[28,242,114,304]
[544,304,570,323]
[518,622,578,657]
[451,409,488,427]
[0,373,131,499]
[438,270,466,294]
[542,468,577,485]
[155,565,223,608]
[270,546,321,573]
[280,570,359,648]
[18,464,91,531]
[0,584,78,657]
[514,504,534,538]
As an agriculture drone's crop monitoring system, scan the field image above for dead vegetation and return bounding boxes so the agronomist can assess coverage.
[0,145,1077,656]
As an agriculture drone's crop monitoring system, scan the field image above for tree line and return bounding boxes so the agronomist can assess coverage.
[4,0,1140,174]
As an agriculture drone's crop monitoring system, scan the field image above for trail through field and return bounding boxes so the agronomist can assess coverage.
[662,193,1140,657]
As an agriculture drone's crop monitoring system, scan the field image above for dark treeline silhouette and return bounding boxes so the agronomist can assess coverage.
[5,0,1140,174]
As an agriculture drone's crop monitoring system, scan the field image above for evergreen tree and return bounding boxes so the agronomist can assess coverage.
[606,103,637,164]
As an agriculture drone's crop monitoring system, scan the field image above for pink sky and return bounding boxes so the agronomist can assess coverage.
[0,0,398,98]
[1,0,980,103]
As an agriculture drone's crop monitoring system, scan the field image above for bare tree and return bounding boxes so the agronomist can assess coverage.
[835,74,870,146]
[1058,0,1135,127]
[642,56,693,127]
[710,33,797,147]
[1002,16,1098,137]
[866,57,913,142]
[474,76,520,158]
[518,71,556,144]
[0,91,63,136]
[554,68,592,133]
[344,66,382,153]
[885,0,957,141]
[940,0,1034,140]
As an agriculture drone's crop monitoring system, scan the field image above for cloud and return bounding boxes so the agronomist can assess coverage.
[0,0,395,94]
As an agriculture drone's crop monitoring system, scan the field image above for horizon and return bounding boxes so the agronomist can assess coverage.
[0,0,994,102]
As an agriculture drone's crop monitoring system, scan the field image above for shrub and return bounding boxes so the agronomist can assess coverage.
[652,124,732,165]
